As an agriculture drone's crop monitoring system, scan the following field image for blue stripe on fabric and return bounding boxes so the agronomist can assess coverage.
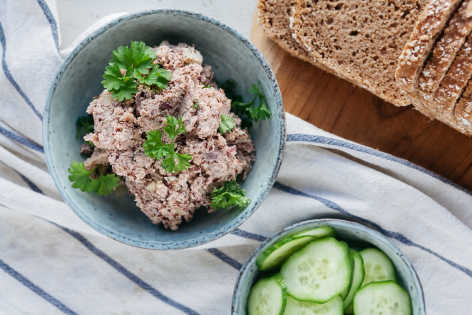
[0,125,44,152]
[207,248,242,270]
[0,23,43,120]
[231,228,267,242]
[0,258,77,315]
[274,181,472,278]
[36,0,60,52]
[286,133,472,196]
[53,224,199,315]
[16,172,43,194]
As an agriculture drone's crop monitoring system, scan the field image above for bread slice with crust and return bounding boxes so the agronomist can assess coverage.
[453,79,472,134]
[429,35,472,122]
[396,0,462,93]
[257,0,312,64]
[418,0,472,96]
[292,0,427,106]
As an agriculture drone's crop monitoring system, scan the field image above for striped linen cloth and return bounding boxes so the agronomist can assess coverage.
[0,1,471,314]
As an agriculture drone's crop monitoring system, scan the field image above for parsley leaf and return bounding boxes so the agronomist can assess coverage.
[211,181,250,210]
[163,116,186,141]
[112,41,156,78]
[76,115,94,140]
[102,63,137,101]
[218,114,235,134]
[139,65,172,89]
[142,130,172,160]
[162,151,192,173]
[143,115,192,173]
[68,161,120,196]
[193,99,200,110]
[221,80,271,128]
[102,41,171,101]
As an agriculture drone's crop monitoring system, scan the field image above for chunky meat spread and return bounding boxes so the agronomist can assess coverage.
[83,42,254,230]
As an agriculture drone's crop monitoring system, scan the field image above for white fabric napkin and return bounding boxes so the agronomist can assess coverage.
[0,1,471,314]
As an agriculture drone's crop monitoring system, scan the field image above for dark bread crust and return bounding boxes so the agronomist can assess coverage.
[430,35,472,121]
[396,0,462,93]
[257,0,313,64]
[418,0,472,96]
[453,78,472,134]
[292,0,426,106]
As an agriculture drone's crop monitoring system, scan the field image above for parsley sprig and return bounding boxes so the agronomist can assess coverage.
[102,41,171,101]
[221,80,271,128]
[68,161,120,196]
[218,114,235,134]
[143,116,192,173]
[211,181,250,210]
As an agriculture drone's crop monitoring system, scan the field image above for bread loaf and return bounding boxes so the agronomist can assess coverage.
[396,0,462,93]
[291,0,426,106]
[257,0,312,63]
[418,0,472,96]
[257,0,472,136]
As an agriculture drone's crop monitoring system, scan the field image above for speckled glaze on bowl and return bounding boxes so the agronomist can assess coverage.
[232,219,426,315]
[43,10,285,250]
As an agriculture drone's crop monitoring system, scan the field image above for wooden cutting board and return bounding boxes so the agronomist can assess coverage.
[251,20,472,191]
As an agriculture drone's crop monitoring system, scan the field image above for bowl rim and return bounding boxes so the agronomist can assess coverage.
[43,9,286,250]
[231,218,426,314]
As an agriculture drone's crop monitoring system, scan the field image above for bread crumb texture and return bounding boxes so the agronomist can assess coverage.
[293,0,427,106]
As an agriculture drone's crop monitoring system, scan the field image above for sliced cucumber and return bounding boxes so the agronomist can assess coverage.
[284,295,343,315]
[256,236,314,271]
[281,237,352,303]
[353,281,412,315]
[343,250,365,313]
[248,275,287,315]
[360,248,396,286]
[256,226,334,271]
[291,225,334,238]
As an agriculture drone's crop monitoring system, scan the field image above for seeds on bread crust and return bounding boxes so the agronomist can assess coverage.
[453,78,472,134]
[418,0,472,96]
[396,0,462,93]
[430,35,472,122]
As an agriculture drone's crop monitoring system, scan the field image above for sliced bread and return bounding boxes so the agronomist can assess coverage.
[395,0,462,93]
[454,79,472,134]
[418,0,472,96]
[257,0,312,63]
[291,0,426,106]
[430,35,472,122]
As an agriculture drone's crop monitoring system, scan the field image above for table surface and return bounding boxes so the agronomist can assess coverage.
[251,20,472,191]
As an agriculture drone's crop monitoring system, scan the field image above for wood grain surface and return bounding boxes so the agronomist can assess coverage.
[251,21,472,191]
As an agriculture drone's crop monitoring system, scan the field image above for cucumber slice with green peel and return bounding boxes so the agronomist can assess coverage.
[256,236,314,271]
[353,281,412,315]
[281,237,352,303]
[284,295,343,315]
[291,225,334,238]
[343,250,365,312]
[248,275,287,315]
[256,226,334,271]
[360,248,396,286]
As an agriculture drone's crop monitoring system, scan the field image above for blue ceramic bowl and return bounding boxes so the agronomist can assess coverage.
[232,219,426,314]
[43,10,285,249]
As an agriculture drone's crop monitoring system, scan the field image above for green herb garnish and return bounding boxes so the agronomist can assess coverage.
[193,100,200,110]
[143,115,192,173]
[218,114,235,134]
[101,41,171,101]
[221,80,271,128]
[68,161,120,196]
[76,115,94,140]
[211,181,250,210]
